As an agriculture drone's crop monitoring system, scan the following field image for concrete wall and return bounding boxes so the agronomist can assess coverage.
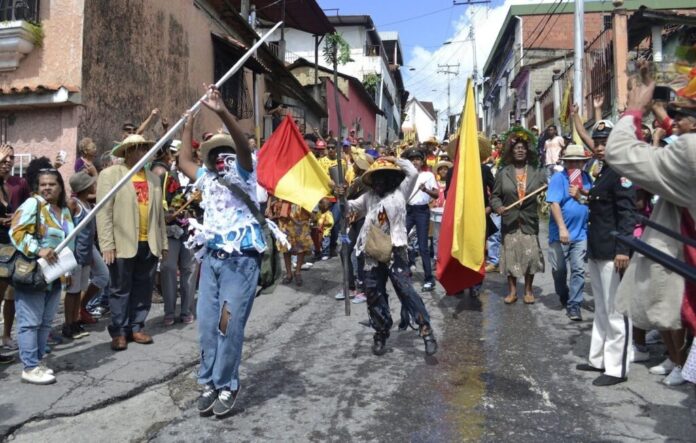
[324,78,376,142]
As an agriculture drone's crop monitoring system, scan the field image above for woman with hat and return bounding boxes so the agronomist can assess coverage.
[10,157,75,384]
[345,156,438,356]
[96,133,168,351]
[430,159,452,259]
[63,171,109,338]
[491,129,547,306]
[546,144,592,320]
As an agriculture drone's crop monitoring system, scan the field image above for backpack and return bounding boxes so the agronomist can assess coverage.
[215,174,282,296]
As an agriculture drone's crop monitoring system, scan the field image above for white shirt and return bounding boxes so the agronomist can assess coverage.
[408,171,438,206]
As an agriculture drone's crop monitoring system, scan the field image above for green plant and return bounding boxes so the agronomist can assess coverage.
[362,73,380,96]
[25,21,43,47]
[323,33,351,66]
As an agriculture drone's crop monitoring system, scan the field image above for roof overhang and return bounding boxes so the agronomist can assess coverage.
[211,33,271,74]
[0,86,81,110]
[226,0,334,35]
[628,6,696,48]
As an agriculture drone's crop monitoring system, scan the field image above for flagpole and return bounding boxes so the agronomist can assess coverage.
[53,21,283,255]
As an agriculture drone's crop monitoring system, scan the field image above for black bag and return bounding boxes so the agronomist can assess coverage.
[215,175,282,296]
[0,244,15,280]
[10,198,48,291]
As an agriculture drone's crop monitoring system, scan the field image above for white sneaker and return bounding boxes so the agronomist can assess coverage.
[645,330,663,345]
[631,346,650,363]
[649,359,676,375]
[39,362,54,376]
[2,337,18,351]
[334,292,346,300]
[663,366,685,386]
[22,366,56,385]
[351,293,367,304]
[300,262,313,270]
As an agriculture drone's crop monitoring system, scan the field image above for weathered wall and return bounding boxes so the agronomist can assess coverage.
[0,0,85,90]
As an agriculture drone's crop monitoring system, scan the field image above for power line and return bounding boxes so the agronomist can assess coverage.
[377,6,454,27]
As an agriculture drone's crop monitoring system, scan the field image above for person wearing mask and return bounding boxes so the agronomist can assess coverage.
[490,135,546,305]
[345,157,438,356]
[605,77,696,388]
[403,148,439,292]
[96,134,168,351]
[546,145,592,321]
[10,158,75,384]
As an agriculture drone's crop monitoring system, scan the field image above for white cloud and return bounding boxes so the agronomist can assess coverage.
[404,1,516,137]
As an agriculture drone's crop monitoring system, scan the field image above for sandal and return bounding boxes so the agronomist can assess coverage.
[282,274,293,284]
[504,294,518,304]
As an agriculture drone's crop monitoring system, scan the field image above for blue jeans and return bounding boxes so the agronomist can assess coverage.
[85,246,110,309]
[197,251,260,391]
[487,214,502,266]
[161,237,196,319]
[14,284,62,369]
[329,202,342,253]
[548,240,587,310]
[406,204,433,283]
[321,236,331,258]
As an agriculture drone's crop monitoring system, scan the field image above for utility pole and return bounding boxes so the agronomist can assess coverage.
[438,63,460,133]
[573,0,584,115]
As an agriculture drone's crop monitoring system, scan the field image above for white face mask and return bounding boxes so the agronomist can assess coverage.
[215,152,237,174]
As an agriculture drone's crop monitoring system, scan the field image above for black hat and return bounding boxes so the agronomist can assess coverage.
[591,120,613,139]
[667,103,696,119]
[402,148,424,160]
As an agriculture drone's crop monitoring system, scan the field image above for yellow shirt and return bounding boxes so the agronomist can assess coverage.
[317,211,334,237]
[131,170,149,241]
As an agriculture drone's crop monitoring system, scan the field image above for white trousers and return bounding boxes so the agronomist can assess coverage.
[588,259,633,378]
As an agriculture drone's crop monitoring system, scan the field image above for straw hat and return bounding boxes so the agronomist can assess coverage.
[424,136,439,146]
[436,161,453,171]
[200,134,236,170]
[561,144,591,161]
[353,151,374,171]
[362,158,405,187]
[69,170,97,194]
[111,134,155,158]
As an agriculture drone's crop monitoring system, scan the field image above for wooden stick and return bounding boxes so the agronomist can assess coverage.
[170,191,201,218]
[502,185,548,212]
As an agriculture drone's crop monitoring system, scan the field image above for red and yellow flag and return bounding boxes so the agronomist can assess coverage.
[257,116,331,212]
[436,78,486,294]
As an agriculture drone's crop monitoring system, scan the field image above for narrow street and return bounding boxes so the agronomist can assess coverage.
[2,238,694,442]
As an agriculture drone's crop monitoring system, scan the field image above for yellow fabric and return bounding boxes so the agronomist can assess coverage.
[317,210,334,237]
[275,154,332,213]
[345,167,356,184]
[318,157,347,178]
[131,170,150,241]
[451,78,486,270]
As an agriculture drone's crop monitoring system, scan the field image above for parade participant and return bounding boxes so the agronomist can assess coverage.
[178,86,284,417]
[345,156,438,356]
[543,125,565,178]
[317,198,334,262]
[490,129,546,305]
[267,197,313,287]
[74,137,99,177]
[96,134,168,351]
[546,145,592,320]
[319,138,347,257]
[430,159,451,258]
[10,157,74,384]
[403,148,439,291]
[605,76,696,388]
[574,123,637,386]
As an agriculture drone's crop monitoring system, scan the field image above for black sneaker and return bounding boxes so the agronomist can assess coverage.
[213,386,240,417]
[197,385,218,415]
[567,308,583,321]
[72,323,89,339]
[592,374,626,386]
[0,353,14,364]
[423,334,438,356]
[371,333,387,356]
[61,323,75,340]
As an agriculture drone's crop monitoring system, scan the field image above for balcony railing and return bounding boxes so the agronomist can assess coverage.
[0,0,39,22]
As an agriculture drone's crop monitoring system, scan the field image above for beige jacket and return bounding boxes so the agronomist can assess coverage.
[96,164,168,259]
[605,115,696,329]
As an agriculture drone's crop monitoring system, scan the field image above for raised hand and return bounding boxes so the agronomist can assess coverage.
[593,94,604,109]
[200,84,226,115]
[0,144,13,163]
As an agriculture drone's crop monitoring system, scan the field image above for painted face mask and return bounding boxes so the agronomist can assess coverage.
[215,152,237,174]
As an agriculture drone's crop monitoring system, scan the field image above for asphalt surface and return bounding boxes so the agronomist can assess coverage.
[2,236,696,442]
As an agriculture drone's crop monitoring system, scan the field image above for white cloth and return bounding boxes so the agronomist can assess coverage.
[544,135,565,166]
[408,171,438,206]
[348,158,418,269]
[588,259,633,378]
[683,345,696,384]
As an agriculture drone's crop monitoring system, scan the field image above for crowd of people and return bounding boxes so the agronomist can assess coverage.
[0,75,694,417]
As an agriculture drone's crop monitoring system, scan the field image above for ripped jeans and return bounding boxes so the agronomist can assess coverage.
[364,247,433,338]
[197,250,260,391]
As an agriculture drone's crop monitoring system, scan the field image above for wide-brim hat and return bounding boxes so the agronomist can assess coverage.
[667,101,696,119]
[424,136,439,146]
[561,144,591,161]
[353,151,374,171]
[436,161,453,171]
[402,147,424,160]
[69,170,97,194]
[362,158,405,187]
[111,134,155,158]
[200,134,236,170]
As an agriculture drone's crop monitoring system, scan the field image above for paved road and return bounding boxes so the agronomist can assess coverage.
[2,242,695,442]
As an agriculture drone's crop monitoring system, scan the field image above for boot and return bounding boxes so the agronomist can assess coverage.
[371,333,387,356]
[423,333,438,356]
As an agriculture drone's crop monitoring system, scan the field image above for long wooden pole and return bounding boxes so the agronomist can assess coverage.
[502,184,548,212]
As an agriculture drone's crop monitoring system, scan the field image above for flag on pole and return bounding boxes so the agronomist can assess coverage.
[257,116,331,212]
[436,78,486,294]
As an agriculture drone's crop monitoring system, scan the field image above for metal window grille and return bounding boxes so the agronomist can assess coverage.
[213,41,254,120]
[0,0,39,22]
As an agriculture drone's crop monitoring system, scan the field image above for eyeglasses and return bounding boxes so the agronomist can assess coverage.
[39,168,58,173]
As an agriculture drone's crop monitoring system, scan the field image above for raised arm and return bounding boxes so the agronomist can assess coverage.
[571,104,594,151]
[177,111,200,182]
[136,108,161,135]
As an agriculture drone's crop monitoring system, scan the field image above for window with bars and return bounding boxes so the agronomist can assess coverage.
[213,41,254,120]
[0,0,39,22]
[11,153,31,177]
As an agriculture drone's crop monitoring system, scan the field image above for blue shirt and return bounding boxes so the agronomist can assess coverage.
[546,170,591,243]
[196,164,265,252]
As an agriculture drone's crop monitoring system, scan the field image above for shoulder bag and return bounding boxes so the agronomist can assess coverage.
[2,198,49,291]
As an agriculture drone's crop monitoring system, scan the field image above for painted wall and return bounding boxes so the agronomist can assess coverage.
[324,78,376,142]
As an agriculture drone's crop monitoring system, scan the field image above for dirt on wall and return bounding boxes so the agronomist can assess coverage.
[79,0,198,157]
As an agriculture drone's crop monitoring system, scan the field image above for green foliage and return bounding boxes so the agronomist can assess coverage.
[323,33,351,66]
[25,21,43,48]
[362,73,381,96]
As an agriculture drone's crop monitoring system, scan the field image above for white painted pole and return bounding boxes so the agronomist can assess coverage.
[54,21,284,254]
[573,0,584,115]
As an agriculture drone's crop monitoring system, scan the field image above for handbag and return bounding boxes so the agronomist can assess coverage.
[9,198,48,291]
[364,222,393,263]
[0,244,15,279]
[215,175,282,296]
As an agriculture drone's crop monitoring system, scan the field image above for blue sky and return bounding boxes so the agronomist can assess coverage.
[317,0,512,133]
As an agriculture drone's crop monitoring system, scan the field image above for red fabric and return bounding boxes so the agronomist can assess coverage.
[435,148,485,295]
[257,115,312,193]
[567,169,583,190]
[680,209,696,335]
[660,116,674,137]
